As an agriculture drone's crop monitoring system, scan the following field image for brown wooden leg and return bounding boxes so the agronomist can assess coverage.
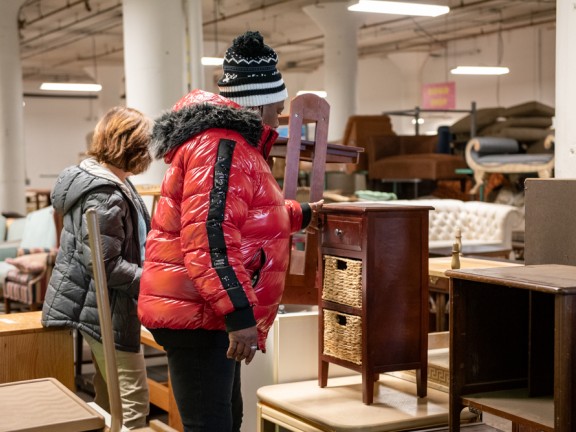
[4,297,11,314]
[362,369,374,405]
[319,360,328,387]
[415,367,427,398]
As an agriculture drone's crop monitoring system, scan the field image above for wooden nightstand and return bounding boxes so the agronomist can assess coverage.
[318,202,431,404]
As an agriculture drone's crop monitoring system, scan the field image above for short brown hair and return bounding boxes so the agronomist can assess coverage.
[88,106,152,175]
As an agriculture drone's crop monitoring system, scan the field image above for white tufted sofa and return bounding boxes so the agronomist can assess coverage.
[385,199,524,249]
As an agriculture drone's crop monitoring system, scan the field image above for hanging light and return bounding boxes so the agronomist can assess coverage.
[450,66,510,75]
[40,83,102,92]
[296,90,327,98]
[348,0,449,17]
[201,57,224,66]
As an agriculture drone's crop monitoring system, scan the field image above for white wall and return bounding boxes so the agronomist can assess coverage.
[284,24,556,138]
[23,95,99,190]
[22,24,556,189]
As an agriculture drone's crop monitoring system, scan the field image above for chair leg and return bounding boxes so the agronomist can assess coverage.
[4,297,11,314]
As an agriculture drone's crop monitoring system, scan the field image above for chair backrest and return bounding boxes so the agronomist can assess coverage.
[86,208,123,432]
[281,93,329,304]
[18,206,58,250]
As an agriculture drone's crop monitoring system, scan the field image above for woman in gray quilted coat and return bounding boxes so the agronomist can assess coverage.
[41,106,152,429]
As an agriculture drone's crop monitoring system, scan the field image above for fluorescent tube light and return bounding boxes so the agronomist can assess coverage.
[450,66,510,75]
[348,0,449,17]
[296,90,327,98]
[40,82,102,92]
[201,57,224,66]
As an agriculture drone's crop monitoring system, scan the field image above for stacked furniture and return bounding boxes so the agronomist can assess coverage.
[450,101,554,148]
[341,115,468,195]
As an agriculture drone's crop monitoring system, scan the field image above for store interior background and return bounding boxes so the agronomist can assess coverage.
[17,0,556,193]
[2,1,569,431]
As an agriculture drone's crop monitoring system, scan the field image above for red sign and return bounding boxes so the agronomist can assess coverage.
[421,82,455,109]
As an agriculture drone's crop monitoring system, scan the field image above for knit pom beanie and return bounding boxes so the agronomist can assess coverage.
[217,31,288,107]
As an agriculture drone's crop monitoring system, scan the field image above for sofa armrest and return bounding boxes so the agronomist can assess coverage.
[469,137,519,155]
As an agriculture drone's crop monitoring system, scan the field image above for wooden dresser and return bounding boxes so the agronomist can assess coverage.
[318,202,431,404]
[448,264,576,431]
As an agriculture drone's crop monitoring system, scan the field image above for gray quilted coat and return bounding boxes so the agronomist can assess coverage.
[41,158,151,352]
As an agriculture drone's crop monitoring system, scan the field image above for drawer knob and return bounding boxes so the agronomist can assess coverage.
[334,228,343,237]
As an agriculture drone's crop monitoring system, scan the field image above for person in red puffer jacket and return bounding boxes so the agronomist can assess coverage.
[138,31,322,432]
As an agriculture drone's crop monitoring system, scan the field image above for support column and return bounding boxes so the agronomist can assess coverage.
[304,2,362,141]
[123,0,187,185]
[554,0,576,177]
[186,0,205,91]
[0,0,27,214]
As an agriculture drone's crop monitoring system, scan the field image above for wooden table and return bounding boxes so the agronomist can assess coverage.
[428,257,522,332]
[0,311,74,391]
[429,244,511,259]
[135,184,161,216]
[141,328,183,432]
[257,374,478,432]
[448,265,576,431]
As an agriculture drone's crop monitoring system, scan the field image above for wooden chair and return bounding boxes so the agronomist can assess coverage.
[0,209,177,432]
[280,93,330,305]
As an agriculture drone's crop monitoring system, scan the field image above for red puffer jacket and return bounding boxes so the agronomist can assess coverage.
[138,90,310,349]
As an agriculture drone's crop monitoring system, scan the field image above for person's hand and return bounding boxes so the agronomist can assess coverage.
[227,326,259,365]
[309,199,324,212]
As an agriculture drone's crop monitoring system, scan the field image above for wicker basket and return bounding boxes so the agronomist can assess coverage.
[322,255,363,308]
[323,309,362,365]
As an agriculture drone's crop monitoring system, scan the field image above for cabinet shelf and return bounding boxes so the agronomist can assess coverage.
[448,264,576,432]
[463,389,553,431]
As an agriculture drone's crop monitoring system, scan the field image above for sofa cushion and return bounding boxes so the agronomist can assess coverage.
[6,252,48,274]
[502,101,554,118]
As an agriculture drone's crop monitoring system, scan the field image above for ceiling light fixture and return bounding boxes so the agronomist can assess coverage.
[201,57,224,66]
[450,66,510,75]
[348,0,449,17]
[296,90,327,98]
[40,82,102,92]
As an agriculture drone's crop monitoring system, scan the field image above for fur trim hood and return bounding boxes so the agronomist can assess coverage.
[150,89,264,160]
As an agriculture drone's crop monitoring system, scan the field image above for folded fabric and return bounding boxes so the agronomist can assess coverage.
[6,252,48,274]
[354,190,398,201]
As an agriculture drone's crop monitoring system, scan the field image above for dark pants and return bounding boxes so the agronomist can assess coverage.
[162,330,243,432]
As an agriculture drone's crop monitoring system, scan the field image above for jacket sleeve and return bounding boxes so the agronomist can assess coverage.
[179,138,257,333]
[285,199,311,231]
[80,188,142,298]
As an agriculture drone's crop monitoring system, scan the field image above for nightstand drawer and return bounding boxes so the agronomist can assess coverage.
[322,216,363,251]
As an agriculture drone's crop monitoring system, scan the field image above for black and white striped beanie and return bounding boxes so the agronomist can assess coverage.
[217,31,288,107]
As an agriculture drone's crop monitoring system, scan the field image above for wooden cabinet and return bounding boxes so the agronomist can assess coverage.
[0,311,74,391]
[318,202,431,404]
[448,264,576,431]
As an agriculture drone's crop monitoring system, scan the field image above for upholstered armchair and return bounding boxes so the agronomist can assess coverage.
[0,206,60,313]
